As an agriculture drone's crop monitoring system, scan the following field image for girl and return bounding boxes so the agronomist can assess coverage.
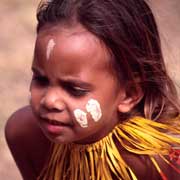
[5,0,180,179]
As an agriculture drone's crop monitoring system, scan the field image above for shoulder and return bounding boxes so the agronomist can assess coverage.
[154,154,180,179]
[121,152,161,180]
[5,105,51,179]
[123,151,180,180]
[115,139,161,179]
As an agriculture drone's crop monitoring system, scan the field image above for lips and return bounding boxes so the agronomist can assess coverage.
[43,118,69,126]
[40,113,73,127]
[39,114,73,135]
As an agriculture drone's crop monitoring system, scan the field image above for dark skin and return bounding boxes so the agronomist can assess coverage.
[6,106,180,179]
[5,23,180,179]
[5,106,51,179]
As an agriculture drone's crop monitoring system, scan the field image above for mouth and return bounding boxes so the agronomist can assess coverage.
[39,115,73,135]
[44,118,68,126]
[40,113,72,126]
[41,117,72,127]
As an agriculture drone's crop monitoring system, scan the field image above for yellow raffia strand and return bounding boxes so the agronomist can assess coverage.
[150,156,168,180]
[114,116,180,155]
[37,116,180,180]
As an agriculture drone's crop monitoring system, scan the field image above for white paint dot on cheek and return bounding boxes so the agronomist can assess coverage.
[46,39,56,60]
[86,99,102,122]
[74,109,88,128]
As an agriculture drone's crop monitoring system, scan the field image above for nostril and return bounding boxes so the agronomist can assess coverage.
[40,104,64,114]
[40,97,65,112]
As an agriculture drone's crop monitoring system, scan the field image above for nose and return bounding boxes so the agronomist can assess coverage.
[40,87,65,112]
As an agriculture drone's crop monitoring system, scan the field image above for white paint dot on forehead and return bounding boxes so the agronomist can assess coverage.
[74,109,88,128]
[86,99,102,122]
[46,39,56,60]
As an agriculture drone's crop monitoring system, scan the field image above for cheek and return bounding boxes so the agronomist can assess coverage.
[30,86,44,110]
[73,99,103,128]
[74,109,88,128]
[86,99,102,122]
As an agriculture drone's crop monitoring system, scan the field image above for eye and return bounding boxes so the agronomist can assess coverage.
[65,85,88,97]
[32,74,49,86]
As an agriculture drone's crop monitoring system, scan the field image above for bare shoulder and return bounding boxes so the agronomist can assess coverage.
[154,155,180,179]
[121,152,161,180]
[123,152,180,180]
[5,105,51,179]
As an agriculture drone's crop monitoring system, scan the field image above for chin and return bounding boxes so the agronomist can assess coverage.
[45,133,73,144]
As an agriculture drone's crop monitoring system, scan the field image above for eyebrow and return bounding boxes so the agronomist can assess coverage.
[31,67,93,89]
[60,79,93,89]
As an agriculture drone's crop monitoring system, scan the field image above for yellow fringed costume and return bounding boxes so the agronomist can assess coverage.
[37,116,180,180]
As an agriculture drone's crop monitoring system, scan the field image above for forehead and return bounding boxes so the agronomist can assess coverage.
[33,24,115,80]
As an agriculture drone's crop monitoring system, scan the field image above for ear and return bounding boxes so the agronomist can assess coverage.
[117,85,144,113]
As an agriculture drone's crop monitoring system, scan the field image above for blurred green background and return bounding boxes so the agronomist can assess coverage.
[0,0,180,179]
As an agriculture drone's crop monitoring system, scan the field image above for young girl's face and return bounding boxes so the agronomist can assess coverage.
[30,23,126,144]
